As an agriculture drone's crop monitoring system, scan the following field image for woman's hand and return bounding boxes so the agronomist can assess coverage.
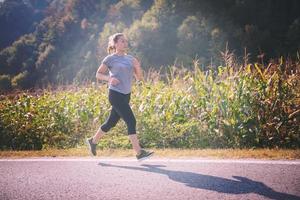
[109,77,120,86]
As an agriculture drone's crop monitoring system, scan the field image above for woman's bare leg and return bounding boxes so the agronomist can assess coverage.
[128,134,142,154]
[92,127,105,144]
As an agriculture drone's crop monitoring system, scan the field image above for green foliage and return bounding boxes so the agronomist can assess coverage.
[106,0,145,26]
[177,15,211,65]
[1,34,37,75]
[287,18,300,53]
[11,71,34,89]
[126,0,184,67]
[0,75,11,92]
[1,0,300,150]
[1,0,300,90]
[0,0,47,49]
[1,59,299,150]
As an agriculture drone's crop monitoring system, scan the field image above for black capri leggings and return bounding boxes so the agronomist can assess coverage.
[101,89,136,135]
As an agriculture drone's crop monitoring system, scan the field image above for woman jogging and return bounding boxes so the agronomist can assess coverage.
[87,33,154,161]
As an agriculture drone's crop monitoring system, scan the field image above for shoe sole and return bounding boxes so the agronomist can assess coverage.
[137,152,154,162]
[85,139,96,156]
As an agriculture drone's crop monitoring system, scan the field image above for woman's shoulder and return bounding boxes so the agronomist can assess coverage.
[103,54,115,60]
[102,53,136,62]
[125,54,138,61]
[101,54,116,66]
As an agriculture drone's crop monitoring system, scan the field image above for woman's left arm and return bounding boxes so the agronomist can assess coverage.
[133,57,144,82]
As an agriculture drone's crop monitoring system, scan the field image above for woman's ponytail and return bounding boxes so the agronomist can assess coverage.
[107,33,124,54]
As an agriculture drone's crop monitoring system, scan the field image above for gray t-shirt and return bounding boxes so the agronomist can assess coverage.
[101,54,134,94]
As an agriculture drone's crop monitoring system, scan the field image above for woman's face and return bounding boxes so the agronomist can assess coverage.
[115,35,128,51]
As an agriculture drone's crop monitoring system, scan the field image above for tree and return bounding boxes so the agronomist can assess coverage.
[286,18,300,54]
[127,0,180,68]
[0,0,46,50]
[177,15,211,66]
[0,75,11,92]
[11,70,35,89]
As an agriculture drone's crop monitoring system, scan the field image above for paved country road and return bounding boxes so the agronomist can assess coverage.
[0,158,299,200]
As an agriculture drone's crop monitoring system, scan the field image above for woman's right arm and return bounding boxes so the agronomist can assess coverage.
[96,63,120,85]
[96,63,110,81]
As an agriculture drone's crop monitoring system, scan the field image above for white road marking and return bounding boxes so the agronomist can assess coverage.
[0,158,299,165]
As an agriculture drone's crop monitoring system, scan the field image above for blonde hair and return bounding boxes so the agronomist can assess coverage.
[107,33,124,54]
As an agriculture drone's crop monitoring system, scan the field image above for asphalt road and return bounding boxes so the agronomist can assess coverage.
[0,158,299,200]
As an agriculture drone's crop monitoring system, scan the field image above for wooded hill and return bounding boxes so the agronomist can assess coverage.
[0,0,299,91]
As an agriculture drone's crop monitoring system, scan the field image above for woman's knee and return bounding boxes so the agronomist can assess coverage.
[101,122,117,133]
[100,124,109,132]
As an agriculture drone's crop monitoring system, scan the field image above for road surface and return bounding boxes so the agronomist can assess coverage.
[0,158,299,200]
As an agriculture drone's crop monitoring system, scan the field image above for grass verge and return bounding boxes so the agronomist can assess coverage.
[0,148,299,159]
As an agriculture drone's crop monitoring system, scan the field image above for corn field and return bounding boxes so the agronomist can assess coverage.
[0,57,299,150]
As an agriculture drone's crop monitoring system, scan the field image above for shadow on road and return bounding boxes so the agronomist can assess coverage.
[98,162,299,200]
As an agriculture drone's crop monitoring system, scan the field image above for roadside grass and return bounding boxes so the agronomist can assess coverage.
[0,148,299,159]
